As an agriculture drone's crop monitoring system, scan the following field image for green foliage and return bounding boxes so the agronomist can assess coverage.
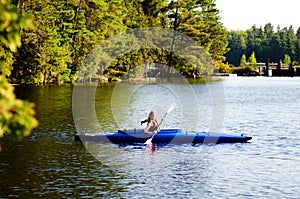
[0,0,38,140]
[231,66,255,76]
[171,0,228,61]
[225,30,247,66]
[214,60,231,73]
[283,54,291,65]
[0,76,38,138]
[0,0,31,52]
[3,0,228,82]
[13,0,126,84]
[0,0,31,77]
[240,54,247,67]
[226,23,300,66]
[107,0,169,80]
[163,0,227,76]
[249,51,257,69]
[0,46,13,76]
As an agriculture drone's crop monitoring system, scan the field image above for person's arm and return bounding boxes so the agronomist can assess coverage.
[156,118,165,131]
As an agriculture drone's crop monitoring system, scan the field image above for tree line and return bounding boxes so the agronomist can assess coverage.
[226,23,300,67]
[3,0,227,85]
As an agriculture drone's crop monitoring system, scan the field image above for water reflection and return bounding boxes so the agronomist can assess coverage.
[0,139,130,198]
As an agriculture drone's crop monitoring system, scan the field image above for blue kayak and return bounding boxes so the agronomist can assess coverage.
[74,129,252,146]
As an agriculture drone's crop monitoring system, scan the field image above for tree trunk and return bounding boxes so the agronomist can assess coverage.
[168,6,179,76]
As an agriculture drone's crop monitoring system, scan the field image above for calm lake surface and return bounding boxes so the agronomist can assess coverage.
[1,77,300,198]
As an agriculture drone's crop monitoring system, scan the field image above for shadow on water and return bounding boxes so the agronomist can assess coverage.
[0,139,129,198]
[14,84,75,140]
[0,84,130,198]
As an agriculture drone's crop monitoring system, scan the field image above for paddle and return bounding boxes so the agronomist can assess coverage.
[144,102,176,145]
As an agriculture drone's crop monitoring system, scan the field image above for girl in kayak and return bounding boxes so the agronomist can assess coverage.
[144,110,162,134]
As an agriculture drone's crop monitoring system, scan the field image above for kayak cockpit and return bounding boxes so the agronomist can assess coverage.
[117,128,183,134]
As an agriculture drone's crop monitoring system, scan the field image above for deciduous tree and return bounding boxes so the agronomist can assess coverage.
[0,0,38,141]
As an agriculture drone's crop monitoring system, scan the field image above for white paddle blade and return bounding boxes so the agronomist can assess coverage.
[167,103,176,113]
[144,138,153,145]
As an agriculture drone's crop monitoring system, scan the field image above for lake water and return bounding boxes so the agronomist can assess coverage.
[0,77,300,198]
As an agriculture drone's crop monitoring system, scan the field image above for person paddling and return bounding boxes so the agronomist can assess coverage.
[143,110,163,134]
[143,103,176,145]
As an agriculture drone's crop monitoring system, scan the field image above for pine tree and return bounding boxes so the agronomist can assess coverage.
[296,27,300,63]
[0,0,30,77]
[249,51,257,68]
[103,0,169,79]
[166,0,228,76]
[226,30,247,66]
[283,54,291,65]
[240,54,247,67]
[13,0,72,84]
[8,0,232,82]
[171,0,228,60]
[13,0,127,83]
[226,23,300,66]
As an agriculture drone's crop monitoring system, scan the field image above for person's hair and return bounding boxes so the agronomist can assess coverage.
[147,110,157,123]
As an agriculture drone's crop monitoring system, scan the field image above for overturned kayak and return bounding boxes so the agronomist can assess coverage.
[75,129,252,146]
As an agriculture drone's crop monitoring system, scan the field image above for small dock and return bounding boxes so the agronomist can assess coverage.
[257,62,297,77]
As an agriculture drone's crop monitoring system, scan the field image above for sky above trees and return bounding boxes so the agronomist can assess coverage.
[216,0,300,30]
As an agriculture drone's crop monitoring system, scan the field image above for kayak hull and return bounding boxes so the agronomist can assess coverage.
[75,129,252,145]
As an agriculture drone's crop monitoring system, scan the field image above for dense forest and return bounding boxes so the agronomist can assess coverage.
[226,23,300,67]
[2,0,228,85]
[3,0,300,85]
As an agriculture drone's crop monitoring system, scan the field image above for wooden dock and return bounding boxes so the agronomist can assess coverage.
[257,62,295,77]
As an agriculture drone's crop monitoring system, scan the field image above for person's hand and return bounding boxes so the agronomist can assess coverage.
[153,130,157,134]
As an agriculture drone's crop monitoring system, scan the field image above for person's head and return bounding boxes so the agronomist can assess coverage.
[148,110,157,122]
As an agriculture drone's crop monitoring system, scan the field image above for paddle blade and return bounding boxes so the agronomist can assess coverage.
[144,138,152,145]
[167,102,176,114]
